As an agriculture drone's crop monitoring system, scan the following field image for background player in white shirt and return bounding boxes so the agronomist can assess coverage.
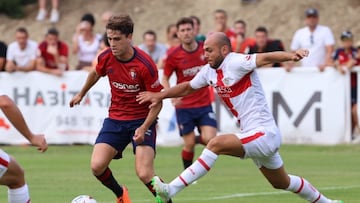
[0,94,48,203]
[137,32,343,203]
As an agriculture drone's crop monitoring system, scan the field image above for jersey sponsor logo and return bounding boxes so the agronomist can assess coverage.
[182,65,203,77]
[111,81,140,93]
[214,85,232,98]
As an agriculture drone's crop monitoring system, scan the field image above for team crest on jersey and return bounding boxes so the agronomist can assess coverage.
[129,69,136,80]
[222,77,233,86]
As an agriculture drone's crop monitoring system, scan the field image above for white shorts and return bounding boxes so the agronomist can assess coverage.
[0,149,10,178]
[236,126,283,170]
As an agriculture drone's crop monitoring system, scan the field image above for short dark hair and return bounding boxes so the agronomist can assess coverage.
[143,30,157,40]
[47,27,59,36]
[81,13,96,26]
[16,27,28,35]
[189,15,201,25]
[214,9,227,17]
[106,14,134,36]
[255,26,268,34]
[176,17,194,29]
[234,19,246,27]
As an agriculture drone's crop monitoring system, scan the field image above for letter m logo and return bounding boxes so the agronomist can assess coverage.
[272,91,322,131]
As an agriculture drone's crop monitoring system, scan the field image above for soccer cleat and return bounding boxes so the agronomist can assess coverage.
[151,176,170,203]
[116,186,131,203]
[332,201,344,203]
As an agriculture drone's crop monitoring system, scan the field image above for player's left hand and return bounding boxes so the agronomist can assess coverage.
[133,127,146,144]
[292,49,309,61]
[30,134,48,153]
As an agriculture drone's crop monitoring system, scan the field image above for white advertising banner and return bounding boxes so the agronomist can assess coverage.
[0,68,352,145]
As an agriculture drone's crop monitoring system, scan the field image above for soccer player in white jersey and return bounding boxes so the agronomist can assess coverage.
[136,32,343,203]
[0,94,48,203]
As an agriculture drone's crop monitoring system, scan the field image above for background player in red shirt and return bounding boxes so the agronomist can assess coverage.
[0,94,48,203]
[162,17,217,170]
[69,14,171,203]
[332,31,359,141]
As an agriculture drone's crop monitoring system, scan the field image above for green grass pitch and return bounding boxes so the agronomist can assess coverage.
[0,144,359,203]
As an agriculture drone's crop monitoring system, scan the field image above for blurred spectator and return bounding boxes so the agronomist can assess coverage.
[212,9,236,39]
[290,8,335,71]
[82,32,110,72]
[247,26,285,67]
[72,14,102,70]
[101,11,114,26]
[5,27,37,72]
[190,15,206,42]
[36,28,69,77]
[166,24,181,49]
[231,19,255,53]
[36,0,60,23]
[332,31,359,140]
[0,41,6,71]
[138,30,167,65]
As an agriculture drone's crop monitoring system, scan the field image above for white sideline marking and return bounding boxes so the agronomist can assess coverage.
[102,184,359,202]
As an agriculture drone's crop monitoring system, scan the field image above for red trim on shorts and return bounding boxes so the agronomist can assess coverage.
[294,177,304,193]
[179,176,188,186]
[312,194,321,203]
[0,157,9,167]
[27,199,31,203]
[197,158,210,171]
[240,132,265,144]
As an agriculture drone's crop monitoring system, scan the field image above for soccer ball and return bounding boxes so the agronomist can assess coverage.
[71,195,97,203]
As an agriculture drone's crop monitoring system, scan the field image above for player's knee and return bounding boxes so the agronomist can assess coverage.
[206,137,223,154]
[90,161,107,176]
[136,169,152,183]
[7,166,26,188]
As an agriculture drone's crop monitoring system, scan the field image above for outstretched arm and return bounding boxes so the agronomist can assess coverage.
[137,82,197,108]
[0,95,48,152]
[256,49,309,68]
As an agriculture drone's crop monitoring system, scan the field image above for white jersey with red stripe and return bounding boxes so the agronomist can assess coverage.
[0,149,10,178]
[190,52,276,136]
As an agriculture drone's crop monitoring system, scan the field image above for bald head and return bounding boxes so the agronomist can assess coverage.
[206,32,231,51]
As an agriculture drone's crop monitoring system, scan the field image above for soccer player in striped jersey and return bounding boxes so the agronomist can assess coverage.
[137,32,343,203]
[69,14,171,203]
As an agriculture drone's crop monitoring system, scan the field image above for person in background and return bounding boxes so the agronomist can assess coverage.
[332,31,360,142]
[212,9,236,40]
[138,30,167,66]
[36,28,69,77]
[165,24,181,49]
[0,41,6,71]
[35,0,60,23]
[162,17,217,170]
[231,19,255,53]
[5,27,38,73]
[247,26,285,67]
[189,15,206,42]
[290,8,335,71]
[0,94,48,203]
[101,11,114,26]
[72,13,102,70]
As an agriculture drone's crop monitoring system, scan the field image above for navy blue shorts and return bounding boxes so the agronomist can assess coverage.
[95,118,157,159]
[175,105,217,136]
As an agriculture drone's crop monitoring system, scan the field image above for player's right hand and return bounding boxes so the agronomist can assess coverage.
[69,93,83,107]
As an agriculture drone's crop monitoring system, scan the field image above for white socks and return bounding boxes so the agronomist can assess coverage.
[8,184,30,203]
[286,175,331,203]
[168,148,218,197]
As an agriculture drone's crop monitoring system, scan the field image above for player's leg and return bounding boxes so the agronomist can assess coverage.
[0,151,30,203]
[197,105,217,145]
[152,133,244,201]
[133,123,172,203]
[176,108,197,169]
